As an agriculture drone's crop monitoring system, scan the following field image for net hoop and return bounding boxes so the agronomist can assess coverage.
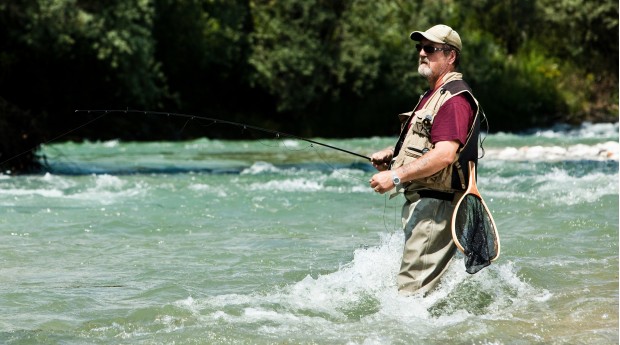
[451,161,501,262]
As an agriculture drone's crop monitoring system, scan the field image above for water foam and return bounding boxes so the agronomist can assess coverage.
[0,173,71,199]
[485,141,618,161]
[176,231,547,342]
[483,167,618,206]
[531,122,618,139]
[248,178,325,192]
[66,174,148,205]
[0,187,64,198]
[241,161,282,175]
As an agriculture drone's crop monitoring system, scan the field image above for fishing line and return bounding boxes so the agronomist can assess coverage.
[313,146,367,183]
[250,128,314,153]
[381,193,403,233]
[74,109,372,161]
[0,111,109,169]
[178,117,193,136]
[240,126,368,183]
[216,120,319,160]
[479,108,489,159]
[40,144,81,173]
[354,192,401,235]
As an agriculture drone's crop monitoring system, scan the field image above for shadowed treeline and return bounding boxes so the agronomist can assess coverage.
[0,0,617,173]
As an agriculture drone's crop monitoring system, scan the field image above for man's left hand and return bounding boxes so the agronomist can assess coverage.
[369,170,394,194]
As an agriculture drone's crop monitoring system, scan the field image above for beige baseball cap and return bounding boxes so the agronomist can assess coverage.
[410,24,462,51]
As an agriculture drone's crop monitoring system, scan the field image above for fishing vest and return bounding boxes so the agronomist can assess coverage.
[391,72,480,193]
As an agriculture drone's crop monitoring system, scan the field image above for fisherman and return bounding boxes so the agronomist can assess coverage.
[368,24,481,295]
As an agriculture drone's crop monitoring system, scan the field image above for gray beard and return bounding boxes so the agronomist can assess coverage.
[418,64,432,78]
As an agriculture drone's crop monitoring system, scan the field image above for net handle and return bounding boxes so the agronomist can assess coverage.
[466,161,481,197]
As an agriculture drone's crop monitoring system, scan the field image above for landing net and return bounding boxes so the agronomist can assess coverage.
[453,194,499,274]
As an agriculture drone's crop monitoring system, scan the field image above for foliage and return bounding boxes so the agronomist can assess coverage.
[534,0,619,121]
[536,0,618,73]
[0,0,617,171]
[0,97,43,173]
[0,0,166,108]
[247,1,420,134]
[153,0,252,111]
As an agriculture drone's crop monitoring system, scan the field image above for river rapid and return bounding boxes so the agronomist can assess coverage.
[0,122,618,344]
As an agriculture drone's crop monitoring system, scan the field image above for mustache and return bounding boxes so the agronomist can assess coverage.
[419,57,429,65]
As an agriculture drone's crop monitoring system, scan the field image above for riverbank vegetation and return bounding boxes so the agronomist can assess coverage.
[0,0,617,173]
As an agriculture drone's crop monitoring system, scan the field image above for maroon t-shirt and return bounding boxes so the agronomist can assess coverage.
[415,91,474,145]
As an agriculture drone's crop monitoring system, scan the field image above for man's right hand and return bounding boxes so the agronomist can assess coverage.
[370,148,394,171]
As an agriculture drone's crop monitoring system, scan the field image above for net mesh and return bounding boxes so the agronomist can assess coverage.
[454,194,498,274]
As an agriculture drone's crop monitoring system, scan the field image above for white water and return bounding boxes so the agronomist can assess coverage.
[0,122,617,344]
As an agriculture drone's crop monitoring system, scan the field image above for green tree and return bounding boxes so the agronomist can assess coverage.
[0,0,175,141]
[535,0,619,120]
[248,0,347,114]
[153,0,253,113]
[0,0,166,109]
[1,0,618,173]
[246,0,443,135]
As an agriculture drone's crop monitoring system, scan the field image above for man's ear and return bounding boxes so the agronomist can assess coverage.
[449,50,457,65]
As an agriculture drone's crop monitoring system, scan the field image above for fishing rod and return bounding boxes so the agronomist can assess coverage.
[74,109,371,161]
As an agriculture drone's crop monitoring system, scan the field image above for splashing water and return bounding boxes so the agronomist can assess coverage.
[0,123,617,344]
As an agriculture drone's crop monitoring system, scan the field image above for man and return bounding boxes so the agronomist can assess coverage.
[368,24,480,295]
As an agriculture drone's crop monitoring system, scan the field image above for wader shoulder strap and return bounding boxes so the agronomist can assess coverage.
[442,79,480,190]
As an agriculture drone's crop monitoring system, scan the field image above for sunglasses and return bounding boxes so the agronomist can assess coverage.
[415,44,453,54]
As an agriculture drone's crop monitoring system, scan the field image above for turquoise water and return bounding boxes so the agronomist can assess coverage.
[0,123,618,344]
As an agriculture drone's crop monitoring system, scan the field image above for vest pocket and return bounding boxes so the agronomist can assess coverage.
[401,146,424,162]
[407,146,430,156]
[423,165,453,190]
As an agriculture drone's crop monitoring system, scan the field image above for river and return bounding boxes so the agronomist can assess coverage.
[0,122,617,344]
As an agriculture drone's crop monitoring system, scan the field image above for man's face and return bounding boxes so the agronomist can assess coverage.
[417,39,453,80]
